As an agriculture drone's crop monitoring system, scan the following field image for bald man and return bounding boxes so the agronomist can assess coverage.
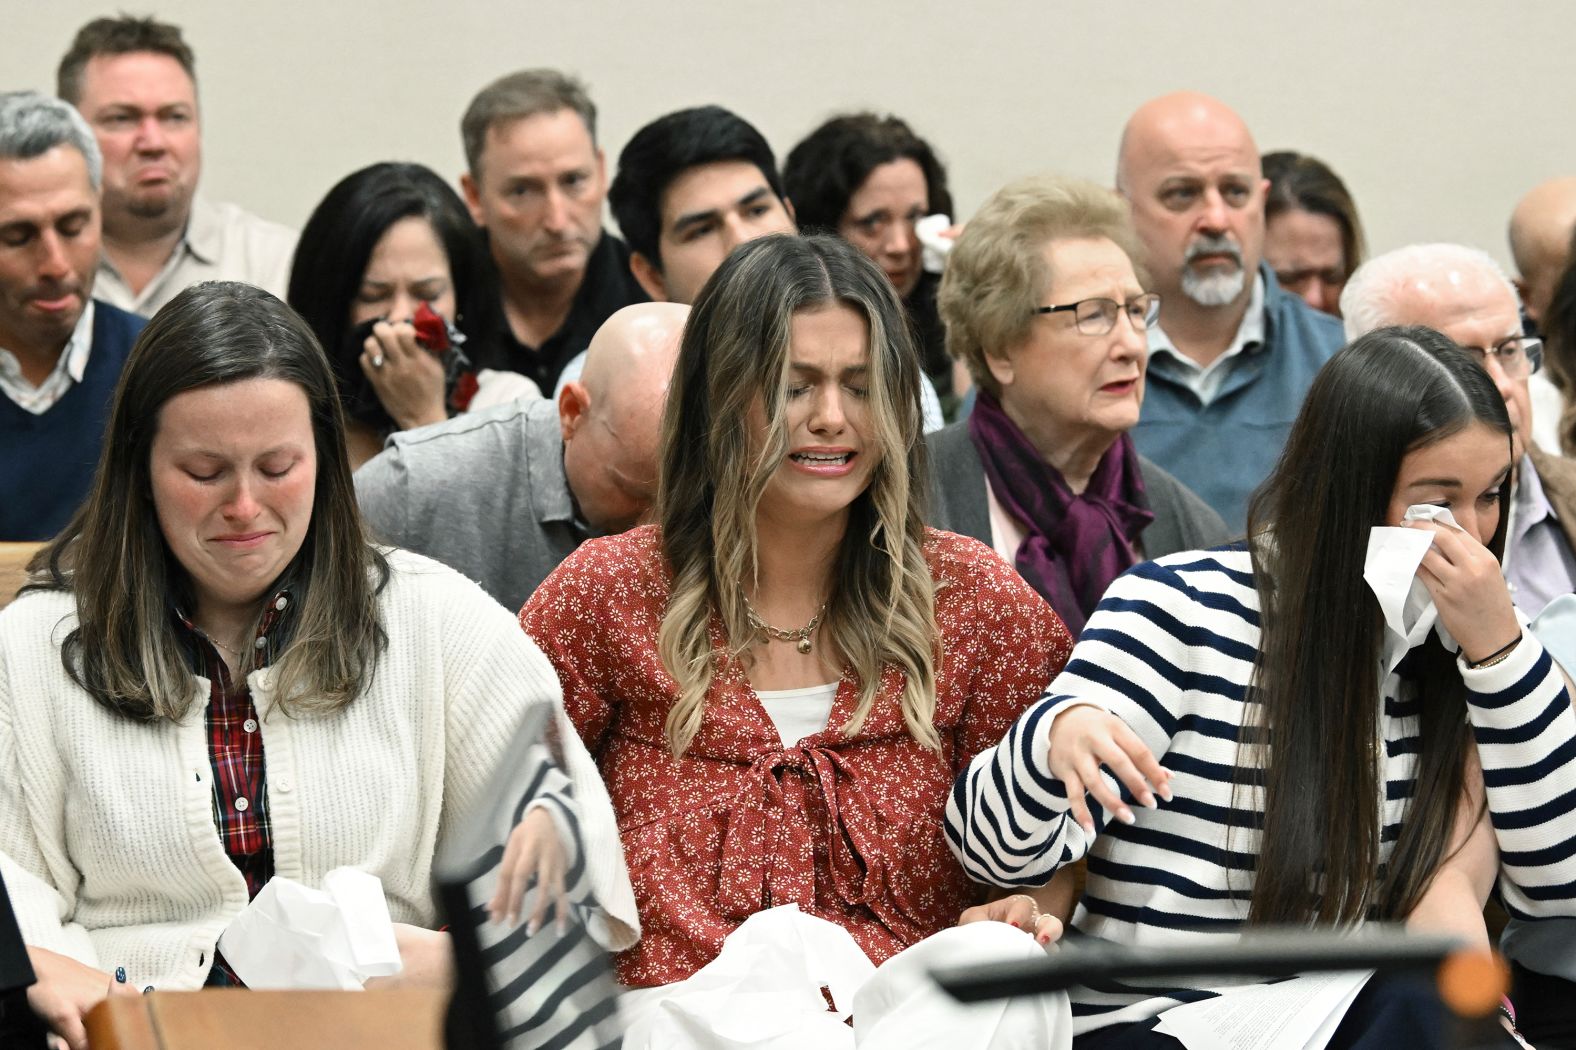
[1116,92,1343,529]
[1510,176,1576,332]
[356,302,687,611]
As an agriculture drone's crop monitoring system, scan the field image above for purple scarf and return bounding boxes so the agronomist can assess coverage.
[968,390,1154,637]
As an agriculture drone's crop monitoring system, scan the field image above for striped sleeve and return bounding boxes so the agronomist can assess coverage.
[1462,636,1576,920]
[945,553,1260,887]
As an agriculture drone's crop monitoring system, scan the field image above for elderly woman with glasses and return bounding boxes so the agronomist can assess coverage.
[928,174,1229,640]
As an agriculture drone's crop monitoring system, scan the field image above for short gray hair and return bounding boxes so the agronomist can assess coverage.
[1341,242,1519,340]
[460,69,595,180]
[0,91,102,191]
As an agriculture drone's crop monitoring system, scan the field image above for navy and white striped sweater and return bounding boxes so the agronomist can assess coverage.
[945,545,1576,1032]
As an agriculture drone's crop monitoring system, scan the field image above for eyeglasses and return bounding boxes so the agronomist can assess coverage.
[1032,293,1161,336]
[1459,336,1544,379]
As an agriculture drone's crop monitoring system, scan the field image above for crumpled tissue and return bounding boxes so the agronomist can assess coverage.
[1363,504,1461,673]
[216,866,402,990]
[854,922,1071,1050]
[624,904,874,1050]
[916,213,955,274]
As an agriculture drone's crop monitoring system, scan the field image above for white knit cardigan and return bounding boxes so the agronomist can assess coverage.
[0,548,638,989]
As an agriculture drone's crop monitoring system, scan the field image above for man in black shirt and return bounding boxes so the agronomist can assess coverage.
[459,69,645,393]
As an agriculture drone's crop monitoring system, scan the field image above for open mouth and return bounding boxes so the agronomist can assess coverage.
[791,451,853,465]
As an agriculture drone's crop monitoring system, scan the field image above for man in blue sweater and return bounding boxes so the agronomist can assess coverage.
[1117,92,1343,531]
[0,92,144,541]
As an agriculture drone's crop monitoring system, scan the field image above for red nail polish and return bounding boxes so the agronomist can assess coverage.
[1009,921,1021,929]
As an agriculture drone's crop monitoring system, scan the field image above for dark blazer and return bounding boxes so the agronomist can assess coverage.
[925,421,1232,561]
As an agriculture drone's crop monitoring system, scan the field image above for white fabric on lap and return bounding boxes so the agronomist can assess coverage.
[618,906,1072,1049]
[853,922,1071,1050]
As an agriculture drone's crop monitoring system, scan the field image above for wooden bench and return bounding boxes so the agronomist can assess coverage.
[86,989,446,1050]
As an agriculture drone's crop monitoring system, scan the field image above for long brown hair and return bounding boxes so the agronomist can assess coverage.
[656,234,938,756]
[1242,325,1511,926]
[28,281,387,721]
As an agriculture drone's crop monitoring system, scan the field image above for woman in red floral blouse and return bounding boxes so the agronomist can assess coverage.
[520,234,1072,991]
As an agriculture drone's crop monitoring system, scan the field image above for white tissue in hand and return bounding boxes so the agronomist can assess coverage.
[624,904,874,1049]
[217,867,402,990]
[1363,504,1461,673]
[916,213,954,274]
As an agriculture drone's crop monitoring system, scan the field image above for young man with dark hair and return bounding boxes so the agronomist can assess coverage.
[608,105,795,307]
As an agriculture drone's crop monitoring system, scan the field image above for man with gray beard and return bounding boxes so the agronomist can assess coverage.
[1116,92,1343,529]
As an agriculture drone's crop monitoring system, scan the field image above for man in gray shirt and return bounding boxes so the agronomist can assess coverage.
[356,302,686,612]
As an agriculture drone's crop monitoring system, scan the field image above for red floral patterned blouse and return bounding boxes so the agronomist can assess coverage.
[520,525,1071,987]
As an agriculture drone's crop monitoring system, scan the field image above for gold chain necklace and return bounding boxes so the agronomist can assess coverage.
[742,597,827,655]
[203,633,246,662]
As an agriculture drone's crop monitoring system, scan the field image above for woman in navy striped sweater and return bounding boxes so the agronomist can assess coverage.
[947,326,1575,1047]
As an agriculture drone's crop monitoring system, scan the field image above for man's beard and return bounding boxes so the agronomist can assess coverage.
[1180,235,1246,307]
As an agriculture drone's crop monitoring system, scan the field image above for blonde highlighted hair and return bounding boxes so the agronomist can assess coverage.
[656,234,939,755]
[939,173,1147,399]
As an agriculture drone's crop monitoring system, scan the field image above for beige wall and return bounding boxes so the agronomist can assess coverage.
[11,1,1574,273]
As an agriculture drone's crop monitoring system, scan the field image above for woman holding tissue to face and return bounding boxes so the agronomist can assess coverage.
[519,234,1071,1008]
[948,326,1576,1048]
[288,162,531,470]
[0,283,630,1050]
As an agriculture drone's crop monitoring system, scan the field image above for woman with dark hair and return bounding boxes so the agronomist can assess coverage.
[0,283,632,1050]
[521,235,1069,1008]
[289,162,526,468]
[1261,150,1366,318]
[949,327,1576,1047]
[783,114,958,416]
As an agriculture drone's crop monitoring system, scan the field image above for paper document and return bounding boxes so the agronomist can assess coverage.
[1153,970,1371,1050]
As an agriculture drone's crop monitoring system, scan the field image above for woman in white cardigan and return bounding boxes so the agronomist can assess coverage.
[0,282,635,1049]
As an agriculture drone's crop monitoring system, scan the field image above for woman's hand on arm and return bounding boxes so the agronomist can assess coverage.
[1408,521,1521,665]
[958,864,1083,947]
[359,321,448,431]
[958,891,1064,946]
[1048,705,1172,836]
[488,806,569,933]
[24,947,136,1050]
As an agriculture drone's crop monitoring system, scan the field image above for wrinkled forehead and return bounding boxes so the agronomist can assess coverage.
[1125,112,1260,188]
